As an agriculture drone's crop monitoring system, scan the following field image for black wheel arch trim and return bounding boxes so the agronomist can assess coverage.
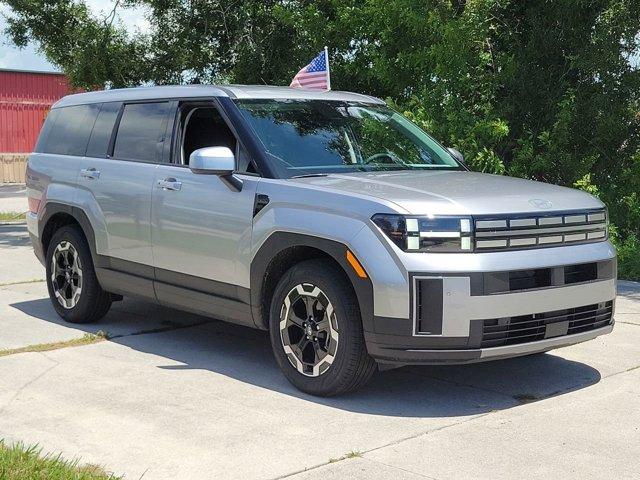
[250,232,374,332]
[39,202,101,265]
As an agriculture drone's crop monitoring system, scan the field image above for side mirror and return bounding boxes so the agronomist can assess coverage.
[189,146,243,191]
[447,147,465,165]
[189,147,235,175]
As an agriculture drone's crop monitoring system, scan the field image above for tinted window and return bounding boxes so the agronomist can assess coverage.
[41,104,100,156]
[86,102,121,158]
[34,108,60,153]
[113,102,169,162]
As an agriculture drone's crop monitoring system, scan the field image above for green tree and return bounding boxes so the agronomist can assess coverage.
[3,0,149,87]
[3,0,640,278]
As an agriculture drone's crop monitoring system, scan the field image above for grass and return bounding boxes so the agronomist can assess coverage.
[0,441,121,479]
[328,451,362,463]
[0,332,108,358]
[0,212,26,222]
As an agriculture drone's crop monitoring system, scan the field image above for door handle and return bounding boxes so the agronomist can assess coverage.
[157,178,182,191]
[80,168,100,180]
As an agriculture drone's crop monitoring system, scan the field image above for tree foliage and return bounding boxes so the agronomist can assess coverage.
[3,0,640,278]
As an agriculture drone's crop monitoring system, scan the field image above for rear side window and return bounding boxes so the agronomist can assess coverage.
[34,109,60,153]
[39,104,100,156]
[86,102,121,158]
[113,102,169,162]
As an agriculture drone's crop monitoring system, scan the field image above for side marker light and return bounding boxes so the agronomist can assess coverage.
[346,250,368,279]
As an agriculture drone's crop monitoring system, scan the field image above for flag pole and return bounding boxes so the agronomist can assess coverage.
[324,46,331,91]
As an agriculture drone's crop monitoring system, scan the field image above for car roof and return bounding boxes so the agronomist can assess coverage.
[53,84,385,108]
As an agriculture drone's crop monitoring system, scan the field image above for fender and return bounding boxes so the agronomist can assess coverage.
[40,201,157,301]
[39,202,101,265]
[250,232,374,332]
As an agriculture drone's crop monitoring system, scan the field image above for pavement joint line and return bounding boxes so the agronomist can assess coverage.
[603,364,640,378]
[273,412,494,480]
[0,278,45,287]
[0,333,108,358]
[0,320,214,359]
[107,319,215,340]
[356,362,640,479]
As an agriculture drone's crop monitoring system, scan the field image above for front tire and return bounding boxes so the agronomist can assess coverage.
[45,225,112,323]
[269,259,376,396]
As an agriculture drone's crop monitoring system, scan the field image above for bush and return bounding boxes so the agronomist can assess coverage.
[614,232,640,282]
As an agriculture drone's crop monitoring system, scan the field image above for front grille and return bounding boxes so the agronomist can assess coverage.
[480,301,613,348]
[474,209,607,251]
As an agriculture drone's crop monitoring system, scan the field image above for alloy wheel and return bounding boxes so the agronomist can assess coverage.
[51,240,83,309]
[279,283,339,377]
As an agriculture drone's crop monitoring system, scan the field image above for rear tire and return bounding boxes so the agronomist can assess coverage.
[45,225,112,323]
[269,259,376,396]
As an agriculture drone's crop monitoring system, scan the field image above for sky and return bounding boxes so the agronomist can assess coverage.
[0,1,149,72]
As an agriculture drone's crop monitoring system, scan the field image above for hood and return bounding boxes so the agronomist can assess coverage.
[287,170,603,215]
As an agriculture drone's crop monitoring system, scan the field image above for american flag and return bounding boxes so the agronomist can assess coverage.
[290,49,331,90]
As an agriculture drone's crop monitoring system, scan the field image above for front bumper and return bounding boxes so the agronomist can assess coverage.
[367,324,613,365]
[364,272,616,366]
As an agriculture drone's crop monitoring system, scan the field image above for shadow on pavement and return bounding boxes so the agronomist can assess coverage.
[0,225,32,248]
[11,296,602,418]
[617,280,640,300]
[0,184,26,197]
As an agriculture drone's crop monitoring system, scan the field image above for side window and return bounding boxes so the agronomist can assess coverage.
[178,104,256,173]
[86,102,121,158]
[113,102,169,162]
[34,108,60,153]
[180,107,236,165]
[38,104,100,156]
[237,147,255,174]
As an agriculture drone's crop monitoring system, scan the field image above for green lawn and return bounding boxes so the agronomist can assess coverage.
[0,212,26,222]
[0,441,121,480]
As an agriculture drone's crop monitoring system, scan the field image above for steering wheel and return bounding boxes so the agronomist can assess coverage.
[364,152,401,165]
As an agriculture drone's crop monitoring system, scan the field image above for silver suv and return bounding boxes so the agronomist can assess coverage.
[26,85,616,396]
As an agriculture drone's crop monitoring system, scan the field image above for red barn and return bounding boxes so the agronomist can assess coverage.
[0,68,75,182]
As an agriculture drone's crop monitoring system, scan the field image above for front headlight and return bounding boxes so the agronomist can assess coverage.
[372,214,473,252]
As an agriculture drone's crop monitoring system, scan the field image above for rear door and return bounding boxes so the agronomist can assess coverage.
[79,101,171,270]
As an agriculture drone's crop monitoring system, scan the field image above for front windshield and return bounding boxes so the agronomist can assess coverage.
[234,99,461,178]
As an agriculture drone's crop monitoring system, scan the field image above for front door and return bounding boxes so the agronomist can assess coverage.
[151,103,259,326]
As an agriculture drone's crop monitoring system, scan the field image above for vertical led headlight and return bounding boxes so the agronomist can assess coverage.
[372,214,473,252]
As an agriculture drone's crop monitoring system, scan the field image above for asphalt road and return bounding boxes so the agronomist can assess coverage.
[0,222,639,479]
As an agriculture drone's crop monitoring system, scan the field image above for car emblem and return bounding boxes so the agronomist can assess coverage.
[529,198,553,209]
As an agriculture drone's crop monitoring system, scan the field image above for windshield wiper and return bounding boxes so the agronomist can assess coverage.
[291,173,329,179]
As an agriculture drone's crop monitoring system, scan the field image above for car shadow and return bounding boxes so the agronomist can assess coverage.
[10,297,602,418]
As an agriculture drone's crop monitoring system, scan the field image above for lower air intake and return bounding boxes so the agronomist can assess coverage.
[480,301,613,348]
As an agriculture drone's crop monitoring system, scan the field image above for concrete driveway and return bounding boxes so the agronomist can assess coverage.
[0,184,28,214]
[0,223,639,479]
